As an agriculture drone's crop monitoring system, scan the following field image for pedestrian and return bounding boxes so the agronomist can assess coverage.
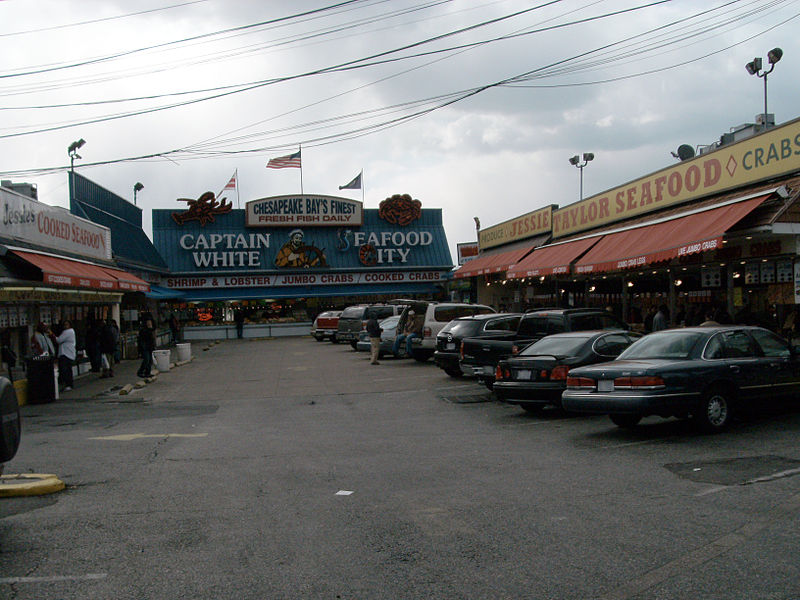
[109,319,121,363]
[652,304,669,331]
[55,320,76,392]
[168,314,180,345]
[234,310,245,339]
[137,318,156,378]
[85,319,102,372]
[392,310,423,357]
[366,314,382,365]
[31,321,55,357]
[99,319,118,378]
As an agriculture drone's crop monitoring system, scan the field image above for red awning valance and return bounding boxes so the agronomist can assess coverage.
[11,251,150,292]
[454,245,534,279]
[573,194,771,274]
[507,236,601,279]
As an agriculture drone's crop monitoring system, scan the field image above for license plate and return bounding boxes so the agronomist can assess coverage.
[516,369,531,380]
[446,342,456,350]
[598,380,614,392]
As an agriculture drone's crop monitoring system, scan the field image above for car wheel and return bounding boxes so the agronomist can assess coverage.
[350,341,358,350]
[609,414,642,428]
[693,388,732,432]
[483,380,494,392]
[519,403,543,414]
[330,335,339,344]
[443,366,462,378]
[412,351,431,363]
[314,336,324,342]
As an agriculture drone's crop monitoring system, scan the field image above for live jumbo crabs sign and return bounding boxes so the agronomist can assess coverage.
[246,195,363,226]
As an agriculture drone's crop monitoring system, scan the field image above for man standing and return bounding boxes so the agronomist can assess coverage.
[366,314,382,365]
[55,320,76,392]
[137,319,156,378]
[234,309,245,339]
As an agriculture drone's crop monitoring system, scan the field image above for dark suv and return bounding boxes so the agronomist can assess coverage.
[434,313,522,378]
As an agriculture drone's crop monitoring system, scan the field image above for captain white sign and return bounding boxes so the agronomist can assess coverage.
[165,270,442,289]
[246,194,363,226]
[1,187,111,261]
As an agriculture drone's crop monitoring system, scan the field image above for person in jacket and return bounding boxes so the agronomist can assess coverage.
[85,319,102,372]
[392,310,423,357]
[55,320,76,392]
[100,319,119,378]
[652,304,669,331]
[137,319,156,378]
[366,315,382,365]
[31,321,55,357]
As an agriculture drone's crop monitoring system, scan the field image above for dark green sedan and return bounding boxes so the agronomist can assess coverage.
[562,326,800,432]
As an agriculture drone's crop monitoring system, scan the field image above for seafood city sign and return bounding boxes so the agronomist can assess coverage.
[0,187,111,261]
[246,194,363,226]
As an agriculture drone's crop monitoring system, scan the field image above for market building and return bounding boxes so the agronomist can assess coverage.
[152,193,453,338]
[0,181,150,392]
[455,116,800,333]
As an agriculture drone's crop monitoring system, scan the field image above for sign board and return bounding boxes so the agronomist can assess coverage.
[553,117,800,238]
[165,270,443,289]
[0,187,111,261]
[479,205,553,250]
[246,194,363,227]
[457,242,479,265]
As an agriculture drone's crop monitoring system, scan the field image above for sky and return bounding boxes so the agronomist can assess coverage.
[1,0,798,264]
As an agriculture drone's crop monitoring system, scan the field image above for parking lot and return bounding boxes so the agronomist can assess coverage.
[3,336,800,599]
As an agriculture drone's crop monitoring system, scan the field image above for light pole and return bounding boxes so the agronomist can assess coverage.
[569,152,594,200]
[745,47,783,129]
[133,182,144,205]
[67,138,85,204]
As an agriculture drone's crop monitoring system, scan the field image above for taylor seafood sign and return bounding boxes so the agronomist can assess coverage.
[246,194,363,226]
[553,117,800,238]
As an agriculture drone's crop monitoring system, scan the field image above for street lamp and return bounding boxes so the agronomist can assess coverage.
[745,47,783,130]
[68,138,85,171]
[569,152,594,200]
[133,182,144,205]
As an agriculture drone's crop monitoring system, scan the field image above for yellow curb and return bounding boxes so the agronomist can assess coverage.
[0,474,65,497]
[119,384,134,395]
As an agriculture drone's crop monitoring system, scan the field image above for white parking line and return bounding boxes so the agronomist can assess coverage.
[0,573,107,584]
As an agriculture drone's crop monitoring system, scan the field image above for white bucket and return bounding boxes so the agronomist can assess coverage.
[176,343,191,362]
[153,350,171,372]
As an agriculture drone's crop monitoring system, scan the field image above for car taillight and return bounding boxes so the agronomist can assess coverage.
[566,376,595,389]
[460,341,465,360]
[613,376,665,389]
[550,365,570,381]
[495,365,503,380]
[423,326,432,338]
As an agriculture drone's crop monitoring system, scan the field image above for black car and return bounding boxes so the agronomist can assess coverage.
[562,326,800,432]
[494,330,641,413]
[434,313,522,378]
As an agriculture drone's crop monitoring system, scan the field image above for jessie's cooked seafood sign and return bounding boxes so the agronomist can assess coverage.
[246,194,363,226]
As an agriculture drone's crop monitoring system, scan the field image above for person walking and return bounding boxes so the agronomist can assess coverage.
[137,318,156,378]
[55,320,76,392]
[99,319,118,378]
[366,314,382,365]
[234,310,245,339]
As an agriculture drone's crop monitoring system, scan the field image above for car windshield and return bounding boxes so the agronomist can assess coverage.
[520,334,592,357]
[619,331,704,359]
[341,307,364,319]
[380,316,400,329]
[440,320,482,337]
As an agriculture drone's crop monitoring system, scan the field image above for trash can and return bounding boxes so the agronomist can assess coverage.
[153,350,171,373]
[25,356,56,404]
[176,343,191,362]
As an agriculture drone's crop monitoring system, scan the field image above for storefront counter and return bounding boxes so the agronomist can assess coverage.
[181,321,312,341]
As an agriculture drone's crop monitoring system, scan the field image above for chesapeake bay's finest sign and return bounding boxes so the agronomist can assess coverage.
[1,187,111,261]
[479,205,554,250]
[553,117,800,238]
[246,194,363,226]
[164,270,443,289]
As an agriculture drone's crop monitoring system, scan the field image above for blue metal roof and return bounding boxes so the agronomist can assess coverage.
[153,205,453,275]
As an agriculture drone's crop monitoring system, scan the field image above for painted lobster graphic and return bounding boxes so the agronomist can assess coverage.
[172,191,233,227]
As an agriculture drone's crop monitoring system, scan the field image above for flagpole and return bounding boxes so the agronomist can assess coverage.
[361,170,365,205]
[235,168,240,209]
[299,145,304,195]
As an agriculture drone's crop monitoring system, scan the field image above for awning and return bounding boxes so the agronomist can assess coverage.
[454,237,545,279]
[573,194,772,274]
[145,284,185,300]
[506,236,601,279]
[10,250,150,292]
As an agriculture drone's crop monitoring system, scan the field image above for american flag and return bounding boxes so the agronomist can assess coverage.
[267,150,301,169]
[223,172,237,190]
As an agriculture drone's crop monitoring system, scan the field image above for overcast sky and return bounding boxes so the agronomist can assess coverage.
[1,0,797,262]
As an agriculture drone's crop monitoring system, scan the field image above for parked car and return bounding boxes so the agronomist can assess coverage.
[310,310,342,343]
[434,313,522,378]
[356,315,402,357]
[0,377,21,476]
[493,330,641,413]
[393,300,495,362]
[336,304,405,349]
[562,326,800,432]
[461,308,630,390]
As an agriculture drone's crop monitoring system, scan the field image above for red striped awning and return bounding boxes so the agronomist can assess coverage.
[11,251,150,292]
[506,236,602,279]
[454,245,534,279]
